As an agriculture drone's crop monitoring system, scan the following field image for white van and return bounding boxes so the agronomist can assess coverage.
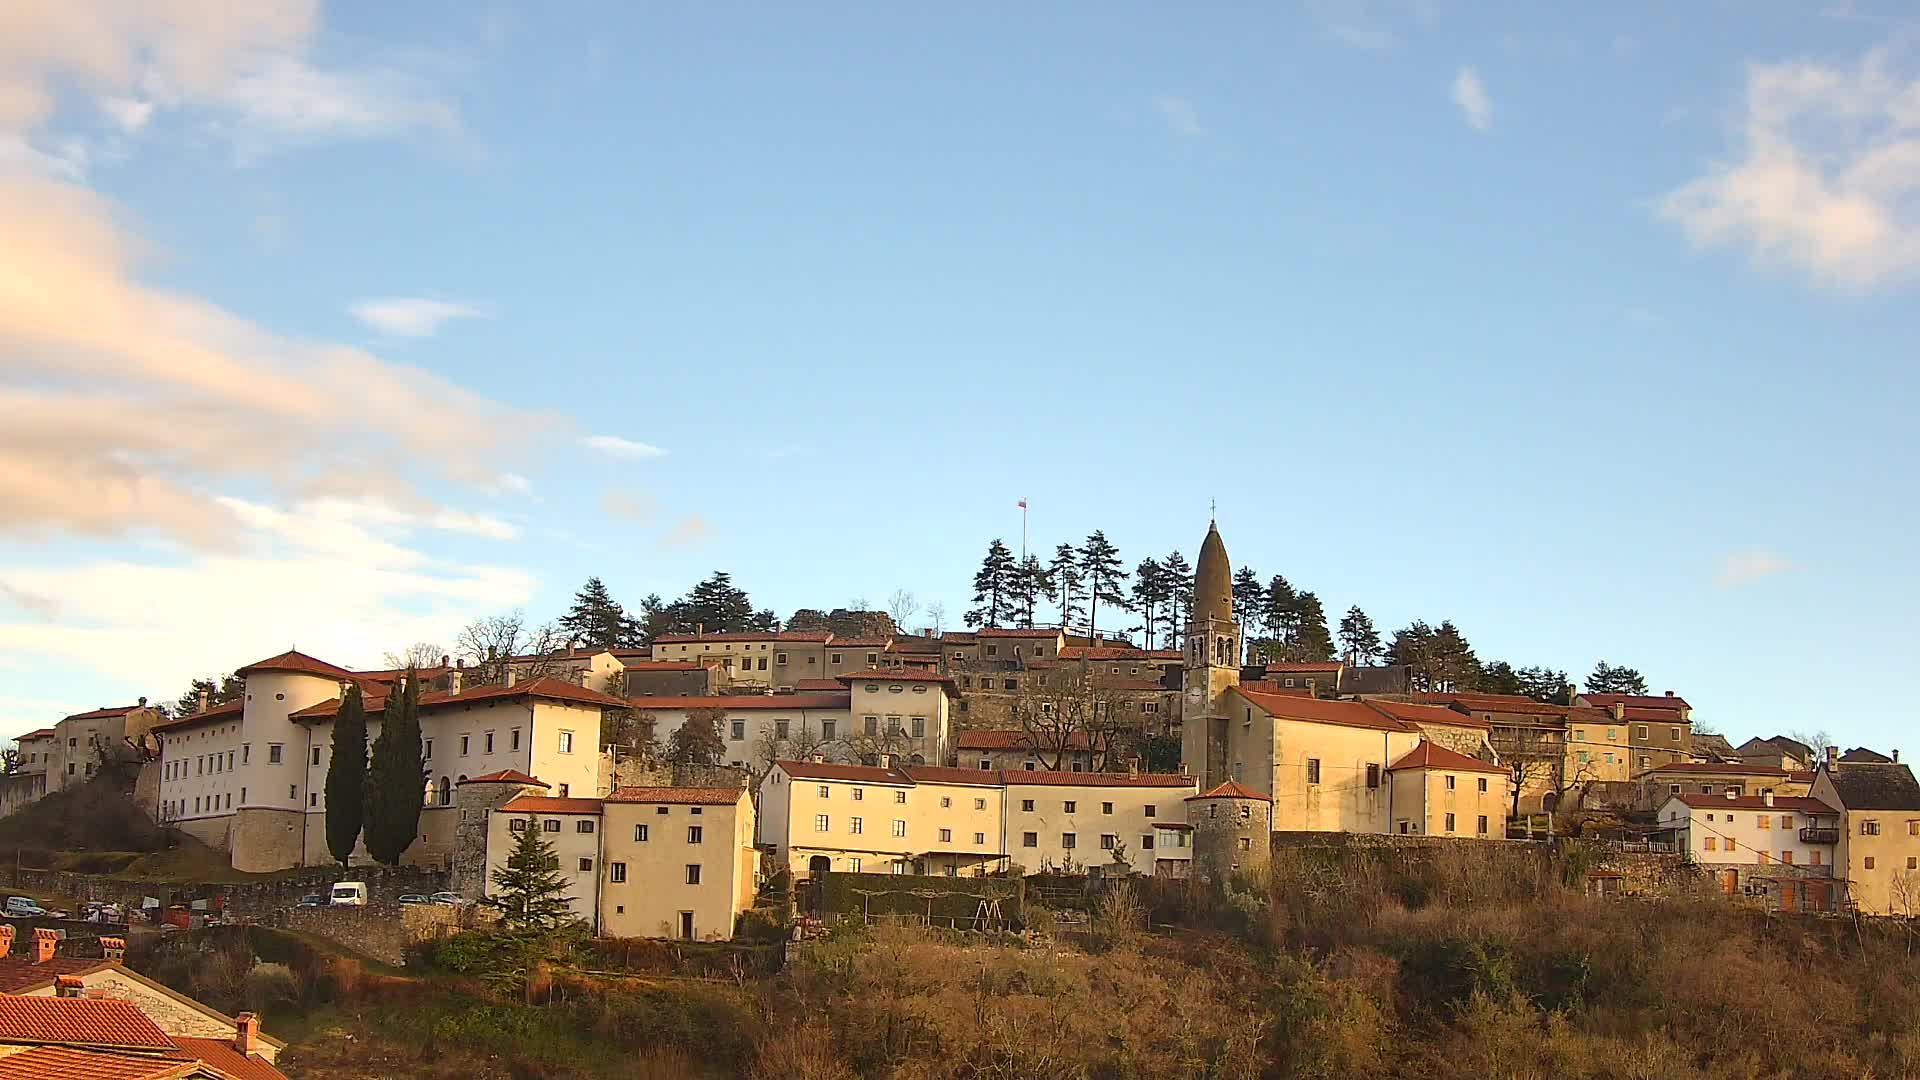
[328,881,368,907]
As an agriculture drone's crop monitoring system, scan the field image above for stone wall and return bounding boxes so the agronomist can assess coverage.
[603,760,750,791]
[0,864,443,920]
[259,900,478,965]
[451,779,543,898]
[1587,850,1700,899]
[230,807,304,872]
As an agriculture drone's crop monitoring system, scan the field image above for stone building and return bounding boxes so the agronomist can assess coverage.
[1187,781,1272,884]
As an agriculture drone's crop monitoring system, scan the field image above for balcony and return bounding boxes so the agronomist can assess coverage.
[1799,827,1839,844]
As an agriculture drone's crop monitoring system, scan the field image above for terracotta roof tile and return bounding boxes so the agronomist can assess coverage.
[169,1037,289,1080]
[604,787,744,805]
[955,729,1098,752]
[1667,794,1836,814]
[151,699,243,732]
[615,660,712,672]
[1419,692,1571,718]
[1388,740,1506,774]
[650,631,833,643]
[59,706,147,723]
[900,765,1004,786]
[0,1046,197,1080]
[0,958,109,994]
[1581,693,1690,711]
[0,994,176,1051]
[1236,689,1413,733]
[791,679,843,692]
[15,729,55,742]
[1001,770,1195,789]
[625,693,849,711]
[1645,761,1789,777]
[499,796,602,815]
[458,770,548,787]
[294,676,632,722]
[1258,661,1344,673]
[972,628,1062,639]
[1188,780,1271,802]
[1364,699,1491,729]
[824,638,893,648]
[234,650,354,680]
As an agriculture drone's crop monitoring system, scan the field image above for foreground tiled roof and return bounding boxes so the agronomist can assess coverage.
[499,795,603,815]
[0,957,109,993]
[1364,699,1491,729]
[1668,794,1836,814]
[791,678,844,691]
[168,1036,288,1080]
[0,993,175,1050]
[234,650,355,680]
[605,786,743,805]
[623,693,849,711]
[458,770,548,787]
[1825,761,1920,810]
[900,765,1005,786]
[1389,740,1506,774]
[837,669,955,685]
[777,759,912,784]
[151,699,244,732]
[1237,689,1412,733]
[1581,693,1690,711]
[0,1045,199,1080]
[1188,780,1271,802]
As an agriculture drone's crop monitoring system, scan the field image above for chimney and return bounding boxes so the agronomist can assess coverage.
[696,622,705,637]
[197,689,210,713]
[1763,791,1775,807]
[32,927,58,964]
[1128,757,1140,778]
[810,752,825,764]
[1664,690,1675,698]
[878,753,893,769]
[441,654,450,669]
[1611,703,1625,721]
[487,645,497,661]
[1827,745,1839,766]
[99,936,125,962]
[449,669,464,694]
[0,925,17,956]
[54,975,83,997]
[505,668,517,688]
[234,1012,259,1054]
[1724,788,1737,801]
[137,696,146,707]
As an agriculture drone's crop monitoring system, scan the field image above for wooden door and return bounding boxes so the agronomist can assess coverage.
[1718,869,1739,897]
[1806,881,1832,913]
[1778,882,1798,913]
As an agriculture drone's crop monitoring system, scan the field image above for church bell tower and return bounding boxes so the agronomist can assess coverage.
[1181,519,1242,790]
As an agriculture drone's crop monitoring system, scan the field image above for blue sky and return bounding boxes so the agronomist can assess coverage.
[2,2,1917,752]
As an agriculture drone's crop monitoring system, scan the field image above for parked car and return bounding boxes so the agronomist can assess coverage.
[428,891,463,907]
[294,894,325,909]
[328,881,368,907]
[3,896,46,918]
[396,894,429,906]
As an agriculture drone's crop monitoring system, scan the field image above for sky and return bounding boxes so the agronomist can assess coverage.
[2,2,1917,753]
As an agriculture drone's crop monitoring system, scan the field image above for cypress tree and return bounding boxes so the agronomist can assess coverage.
[324,683,368,866]
[363,670,425,866]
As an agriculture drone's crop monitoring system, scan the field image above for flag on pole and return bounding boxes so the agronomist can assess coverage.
[1017,498,1027,509]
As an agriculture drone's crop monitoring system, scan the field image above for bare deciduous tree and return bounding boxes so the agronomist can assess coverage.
[924,601,946,637]
[751,719,829,780]
[887,589,919,633]
[455,611,573,687]
[1008,666,1124,771]
[1788,729,1833,766]
[382,641,446,670]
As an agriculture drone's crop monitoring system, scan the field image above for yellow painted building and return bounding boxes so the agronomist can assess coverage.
[1387,740,1510,838]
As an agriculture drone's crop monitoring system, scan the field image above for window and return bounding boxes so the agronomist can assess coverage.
[941,796,951,808]
[1636,726,1648,740]
[974,831,986,845]
[1102,801,1114,815]
[634,824,649,841]
[610,862,627,883]
[1477,777,1488,793]
[974,797,987,810]
[1758,814,1771,830]
[1307,758,1321,785]
[311,747,322,766]
[818,785,831,798]
[288,784,296,799]
[853,788,864,801]
[578,857,593,872]
[1063,800,1077,814]
[558,784,569,797]
[656,806,669,815]
[1863,820,1882,836]
[558,731,574,753]
[1444,813,1456,833]
[911,717,925,738]
[777,652,788,664]
[939,828,952,843]
[1445,775,1456,791]
[1909,857,1918,870]
[424,739,433,760]
[268,744,283,764]
[864,716,879,736]
[1141,834,1155,850]
[1100,834,1117,850]
[485,732,495,753]
[511,728,521,750]
[1365,764,1380,788]
[1782,851,1794,865]
[822,720,837,740]
[1704,836,1717,851]
[1671,726,1681,740]
[1021,799,1034,812]
[1910,821,1919,836]
[758,657,768,670]
[887,717,903,735]
[1865,856,1876,870]
[776,719,790,740]
[892,820,907,837]
[1608,728,1617,741]
[1639,756,1650,769]
[1144,804,1157,818]
[1061,833,1077,850]
[460,735,470,756]
[894,791,906,804]
[981,678,995,690]
[1004,678,1018,691]
[1725,837,1737,852]
[731,720,746,740]
[576,820,595,834]
[831,653,843,664]
[242,744,250,765]
[815,814,830,832]
[985,645,998,657]
[848,858,861,872]
[686,864,702,885]
[511,817,529,832]
[868,652,879,665]
[850,817,863,834]
[543,819,561,832]
[1477,815,1489,834]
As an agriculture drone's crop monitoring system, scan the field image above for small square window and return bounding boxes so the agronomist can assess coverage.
[1021,799,1034,812]
[1061,833,1076,849]
[634,824,649,841]
[1023,831,1038,847]
[610,862,627,883]
[578,857,593,872]
[686,864,702,885]
[1064,801,1077,814]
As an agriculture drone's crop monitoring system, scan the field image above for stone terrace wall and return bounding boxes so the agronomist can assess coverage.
[260,901,479,966]
[0,864,444,919]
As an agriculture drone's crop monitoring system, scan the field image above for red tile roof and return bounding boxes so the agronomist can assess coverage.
[604,786,744,805]
[1389,740,1506,774]
[499,795,602,815]
[837,669,954,684]
[825,638,893,648]
[1001,770,1195,789]
[651,631,833,643]
[169,1036,288,1080]
[1057,646,1149,661]
[1581,693,1690,711]
[0,1046,198,1080]
[15,729,54,742]
[900,765,1005,786]
[59,706,147,723]
[0,994,175,1051]
[1236,689,1413,733]
[1645,761,1790,776]
[955,729,1098,752]
[625,693,850,711]
[616,660,713,672]
[0,958,110,993]
[1419,692,1570,718]
[777,759,911,785]
[1668,794,1836,813]
[791,679,843,691]
[458,770,548,787]
[1363,699,1491,730]
[972,628,1063,638]
[234,650,354,680]
[940,632,978,644]
[1239,682,1313,697]
[151,699,243,732]
[1260,661,1343,673]
[293,676,632,722]
[1187,780,1271,802]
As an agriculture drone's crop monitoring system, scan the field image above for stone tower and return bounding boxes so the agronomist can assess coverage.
[1186,781,1272,885]
[1181,520,1242,789]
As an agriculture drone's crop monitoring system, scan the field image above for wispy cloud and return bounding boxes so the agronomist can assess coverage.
[1450,66,1493,132]
[349,297,483,338]
[659,514,713,550]
[1658,46,1920,289]
[1151,95,1205,138]
[1716,550,1791,587]
[600,490,659,523]
[581,434,667,460]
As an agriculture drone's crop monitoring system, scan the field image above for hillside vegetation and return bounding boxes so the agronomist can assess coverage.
[136,844,1920,1079]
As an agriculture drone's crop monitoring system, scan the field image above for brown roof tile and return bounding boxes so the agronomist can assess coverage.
[1389,740,1506,774]
[1188,780,1271,802]
[1236,689,1413,733]
[499,795,602,815]
[0,958,109,994]
[604,787,743,805]
[1668,794,1836,813]
[0,993,175,1051]
[0,1046,197,1080]
[234,650,354,680]
[1001,770,1195,789]
[625,693,850,711]
[458,770,548,787]
[168,1037,289,1080]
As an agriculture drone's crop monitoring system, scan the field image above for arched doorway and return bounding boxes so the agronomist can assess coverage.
[808,855,831,877]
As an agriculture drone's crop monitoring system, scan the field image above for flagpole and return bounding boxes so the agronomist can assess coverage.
[1020,498,1028,562]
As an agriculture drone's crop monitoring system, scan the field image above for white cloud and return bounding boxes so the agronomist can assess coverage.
[600,490,659,523]
[348,297,483,338]
[1451,66,1493,131]
[98,96,154,133]
[581,434,667,459]
[1715,550,1791,587]
[659,514,713,550]
[207,53,461,162]
[1151,95,1205,138]
[1658,47,1920,288]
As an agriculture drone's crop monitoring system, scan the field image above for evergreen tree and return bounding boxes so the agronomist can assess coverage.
[1430,621,1481,691]
[1232,568,1265,640]
[483,817,576,929]
[558,577,643,649]
[362,671,425,866]
[1161,550,1193,644]
[1078,531,1127,641]
[674,572,765,633]
[966,539,1018,628]
[1012,555,1048,628]
[324,683,368,866]
[635,593,674,644]
[1264,575,1301,652]
[1292,591,1334,662]
[1518,666,1573,704]
[1338,606,1383,664]
[1048,544,1084,632]
[1586,661,1648,695]
[171,673,243,718]
[1479,660,1525,696]
[666,710,727,765]
[1130,558,1168,648]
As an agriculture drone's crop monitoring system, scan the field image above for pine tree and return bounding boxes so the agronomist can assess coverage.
[1048,544,1083,632]
[1431,621,1481,691]
[1518,666,1573,704]
[483,817,576,929]
[1338,606,1382,665]
[171,674,243,718]
[1162,550,1193,644]
[1292,591,1334,662]
[1012,555,1048,628]
[1078,531,1127,642]
[676,572,762,633]
[966,539,1018,628]
[1130,558,1167,648]
[362,671,425,866]
[1586,661,1648,695]
[1232,568,1265,640]
[635,594,674,644]
[324,683,368,866]
[1480,660,1525,696]
[1264,575,1301,652]
[558,577,642,649]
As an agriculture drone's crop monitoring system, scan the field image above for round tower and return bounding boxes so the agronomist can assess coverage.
[1186,781,1272,885]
